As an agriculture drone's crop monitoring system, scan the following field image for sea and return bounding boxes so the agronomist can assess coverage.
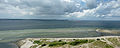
[0,19,120,48]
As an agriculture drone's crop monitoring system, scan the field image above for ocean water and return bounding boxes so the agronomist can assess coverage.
[0,19,120,48]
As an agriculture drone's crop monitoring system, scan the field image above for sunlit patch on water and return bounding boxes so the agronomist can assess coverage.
[0,28,98,42]
[0,27,120,43]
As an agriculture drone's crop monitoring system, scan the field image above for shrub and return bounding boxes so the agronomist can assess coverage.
[88,39,95,43]
[41,44,46,47]
[49,41,67,47]
[69,39,88,46]
[97,38,100,40]
[33,40,42,45]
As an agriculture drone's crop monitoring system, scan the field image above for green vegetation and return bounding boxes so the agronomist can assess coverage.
[33,40,42,45]
[92,41,113,48]
[105,44,114,48]
[49,41,67,47]
[107,37,120,46]
[41,44,46,47]
[33,39,95,47]
[30,45,38,48]
[69,39,88,46]
[31,38,120,48]
[101,38,105,40]
[88,39,95,43]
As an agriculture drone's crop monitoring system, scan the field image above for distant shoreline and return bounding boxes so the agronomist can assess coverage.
[1,19,120,21]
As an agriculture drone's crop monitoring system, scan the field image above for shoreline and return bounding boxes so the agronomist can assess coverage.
[17,36,120,48]
[96,29,120,34]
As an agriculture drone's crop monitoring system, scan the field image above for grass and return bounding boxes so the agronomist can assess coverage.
[68,39,88,46]
[33,40,42,45]
[88,39,95,43]
[107,37,120,46]
[30,45,38,48]
[33,39,95,47]
[32,38,118,48]
[101,38,105,40]
[92,40,113,48]
[49,41,67,47]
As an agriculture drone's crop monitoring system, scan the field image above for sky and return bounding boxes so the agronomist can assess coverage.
[0,0,120,20]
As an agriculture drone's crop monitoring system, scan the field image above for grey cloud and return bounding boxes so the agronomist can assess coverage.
[86,0,97,9]
[20,0,79,15]
[0,0,81,19]
[0,0,120,20]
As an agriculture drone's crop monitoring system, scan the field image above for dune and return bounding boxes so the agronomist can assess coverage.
[17,36,120,48]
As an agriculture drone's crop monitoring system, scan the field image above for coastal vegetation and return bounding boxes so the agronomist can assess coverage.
[49,41,67,47]
[69,39,88,46]
[107,37,120,47]
[19,36,120,48]
[32,39,95,47]
[30,45,38,48]
[92,40,113,48]
[33,40,42,45]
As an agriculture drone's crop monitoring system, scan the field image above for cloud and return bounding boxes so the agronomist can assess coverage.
[0,0,81,19]
[82,0,97,9]
[0,0,120,20]
[67,0,120,20]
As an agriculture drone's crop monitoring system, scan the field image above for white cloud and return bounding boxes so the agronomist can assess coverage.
[81,0,86,3]
[68,9,95,18]
[29,12,34,15]
[0,0,120,20]
[62,0,73,3]
[4,0,8,3]
[66,0,120,20]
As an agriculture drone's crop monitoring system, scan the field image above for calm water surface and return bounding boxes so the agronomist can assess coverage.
[0,19,120,48]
